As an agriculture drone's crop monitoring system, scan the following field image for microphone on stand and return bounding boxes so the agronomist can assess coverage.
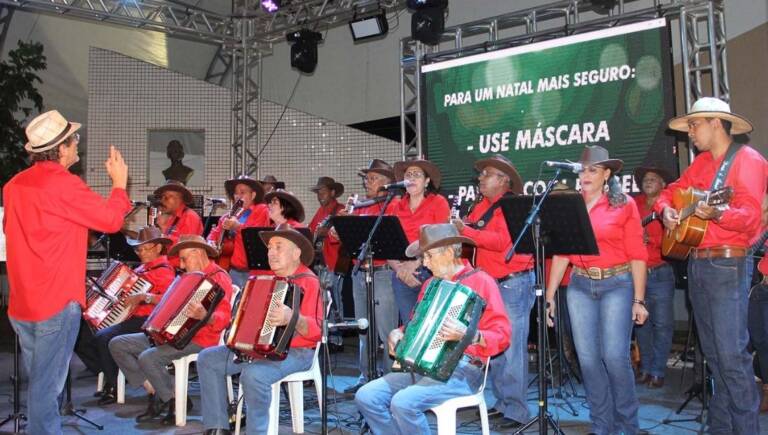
[328,318,369,330]
[378,180,413,191]
[131,200,149,207]
[544,161,583,173]
[353,196,388,208]
[206,197,227,204]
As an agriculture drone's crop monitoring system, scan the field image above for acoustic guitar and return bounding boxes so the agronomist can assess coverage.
[660,186,734,260]
[214,199,245,270]
[450,196,477,265]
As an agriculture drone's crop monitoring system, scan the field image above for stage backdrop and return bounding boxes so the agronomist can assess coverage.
[423,18,677,204]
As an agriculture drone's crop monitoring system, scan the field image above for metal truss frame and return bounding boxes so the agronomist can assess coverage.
[399,0,730,160]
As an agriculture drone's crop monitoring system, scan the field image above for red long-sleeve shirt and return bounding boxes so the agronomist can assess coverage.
[163,205,203,268]
[568,194,647,269]
[388,193,450,243]
[653,144,767,248]
[3,161,131,321]
[461,193,534,278]
[131,256,177,318]
[206,203,270,270]
[190,261,233,348]
[412,265,511,359]
[634,194,666,268]
[309,200,344,270]
[287,264,324,349]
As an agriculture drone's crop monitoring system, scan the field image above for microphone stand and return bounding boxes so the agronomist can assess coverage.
[506,169,566,435]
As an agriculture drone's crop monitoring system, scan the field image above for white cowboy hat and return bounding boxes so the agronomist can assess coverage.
[24,110,82,153]
[668,97,753,135]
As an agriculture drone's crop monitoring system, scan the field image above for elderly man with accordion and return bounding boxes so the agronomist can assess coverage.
[355,223,511,434]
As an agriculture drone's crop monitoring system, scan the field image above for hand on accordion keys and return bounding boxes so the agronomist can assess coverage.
[438,318,468,342]
[267,302,293,327]
[388,329,404,357]
[184,301,208,321]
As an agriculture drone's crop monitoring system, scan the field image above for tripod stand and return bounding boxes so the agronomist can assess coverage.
[663,319,711,431]
[0,334,26,432]
[60,368,104,430]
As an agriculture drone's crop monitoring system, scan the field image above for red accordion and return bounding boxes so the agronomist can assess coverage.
[142,271,225,350]
[225,275,303,361]
[84,261,152,330]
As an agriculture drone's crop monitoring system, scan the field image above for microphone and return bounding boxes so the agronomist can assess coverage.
[131,200,149,207]
[328,318,369,330]
[207,197,227,204]
[379,180,413,191]
[544,160,583,173]
[353,196,388,208]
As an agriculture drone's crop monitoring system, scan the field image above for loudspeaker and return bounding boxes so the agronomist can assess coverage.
[411,6,445,45]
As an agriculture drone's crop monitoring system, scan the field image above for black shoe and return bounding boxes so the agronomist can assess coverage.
[344,381,365,395]
[158,397,193,425]
[136,394,163,423]
[328,342,345,354]
[204,430,232,435]
[495,417,523,430]
[97,385,117,406]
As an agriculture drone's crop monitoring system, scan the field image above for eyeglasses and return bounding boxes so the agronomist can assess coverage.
[403,171,425,179]
[134,243,157,253]
[69,133,80,144]
[478,169,506,179]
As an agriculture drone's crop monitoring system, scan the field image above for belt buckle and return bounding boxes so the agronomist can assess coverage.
[587,267,602,280]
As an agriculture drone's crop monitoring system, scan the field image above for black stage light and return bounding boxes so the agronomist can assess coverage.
[408,0,448,45]
[349,11,389,42]
[286,29,323,74]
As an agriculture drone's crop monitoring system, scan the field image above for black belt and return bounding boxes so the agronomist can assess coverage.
[496,269,533,284]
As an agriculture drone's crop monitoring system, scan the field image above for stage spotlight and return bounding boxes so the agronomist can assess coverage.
[286,29,323,74]
[349,11,389,42]
[408,0,447,45]
[261,0,281,13]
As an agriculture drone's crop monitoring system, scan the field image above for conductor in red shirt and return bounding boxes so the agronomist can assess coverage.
[2,110,131,435]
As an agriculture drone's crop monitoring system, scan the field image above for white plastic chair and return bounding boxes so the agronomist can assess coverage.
[96,370,126,403]
[428,357,491,435]
[234,291,331,435]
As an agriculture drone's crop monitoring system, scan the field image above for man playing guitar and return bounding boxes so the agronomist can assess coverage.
[658,97,767,434]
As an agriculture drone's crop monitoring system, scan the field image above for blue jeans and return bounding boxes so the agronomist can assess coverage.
[352,268,398,380]
[10,301,81,435]
[355,358,484,435]
[229,268,249,290]
[749,282,768,382]
[197,345,314,434]
[688,256,760,435]
[634,264,675,378]
[489,270,535,422]
[391,266,431,324]
[567,272,639,435]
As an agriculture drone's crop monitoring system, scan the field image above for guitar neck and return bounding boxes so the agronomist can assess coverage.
[641,212,657,227]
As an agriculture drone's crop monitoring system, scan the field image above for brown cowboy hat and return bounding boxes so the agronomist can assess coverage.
[405,223,476,258]
[153,180,194,205]
[24,110,82,153]
[168,234,218,258]
[393,159,443,190]
[260,175,286,190]
[126,226,173,253]
[668,97,753,135]
[633,166,675,187]
[474,154,524,195]
[259,223,315,266]
[309,177,344,197]
[358,159,395,180]
[575,145,623,173]
[264,189,306,222]
[224,175,265,203]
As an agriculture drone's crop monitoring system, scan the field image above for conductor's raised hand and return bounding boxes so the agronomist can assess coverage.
[105,145,128,189]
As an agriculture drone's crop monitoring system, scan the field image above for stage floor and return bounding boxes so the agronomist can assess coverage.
[0,337,766,434]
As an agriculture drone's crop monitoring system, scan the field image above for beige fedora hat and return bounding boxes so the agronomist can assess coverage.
[24,110,82,153]
[668,97,753,135]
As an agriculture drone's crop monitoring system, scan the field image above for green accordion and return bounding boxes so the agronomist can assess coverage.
[394,278,486,381]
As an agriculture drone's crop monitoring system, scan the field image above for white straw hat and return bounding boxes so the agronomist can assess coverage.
[668,97,753,135]
[24,110,82,153]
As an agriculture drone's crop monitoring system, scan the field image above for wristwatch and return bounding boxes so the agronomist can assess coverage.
[144,293,154,304]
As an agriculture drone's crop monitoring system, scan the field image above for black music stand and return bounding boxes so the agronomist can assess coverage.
[242,227,313,270]
[501,185,598,435]
[106,232,139,264]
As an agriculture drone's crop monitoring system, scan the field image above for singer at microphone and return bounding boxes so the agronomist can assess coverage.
[378,180,413,191]
[544,160,583,173]
[328,318,369,330]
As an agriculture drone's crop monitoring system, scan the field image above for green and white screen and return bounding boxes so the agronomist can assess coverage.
[423,18,677,202]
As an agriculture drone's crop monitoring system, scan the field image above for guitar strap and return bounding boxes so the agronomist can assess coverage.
[469,192,515,230]
[710,142,743,190]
